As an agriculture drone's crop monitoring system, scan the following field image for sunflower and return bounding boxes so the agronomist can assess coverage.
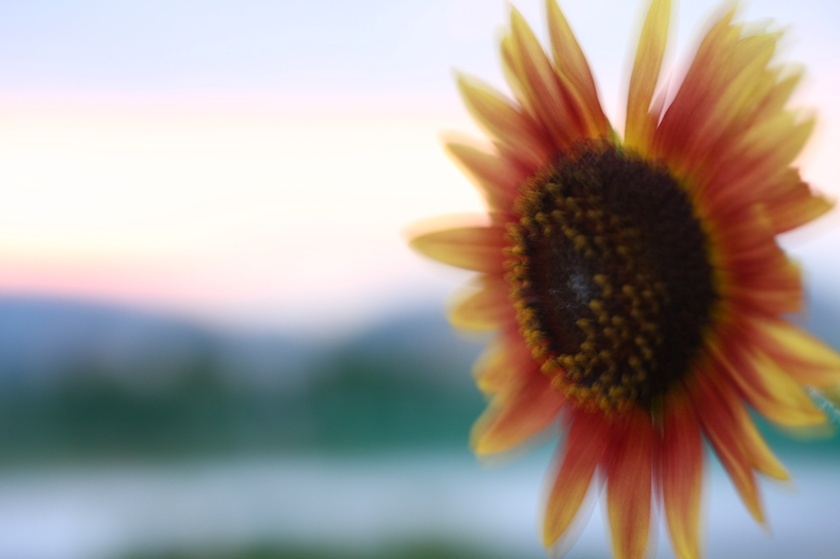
[410,1,840,558]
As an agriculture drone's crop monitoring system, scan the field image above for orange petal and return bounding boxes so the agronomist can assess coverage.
[764,187,834,234]
[410,225,507,272]
[661,389,703,559]
[693,371,765,524]
[471,370,565,456]
[625,0,670,153]
[543,409,610,547]
[448,276,513,331]
[605,407,653,559]
[724,259,803,316]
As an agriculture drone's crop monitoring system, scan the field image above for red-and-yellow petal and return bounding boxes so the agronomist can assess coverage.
[661,388,703,559]
[545,0,609,139]
[710,205,804,316]
[471,365,565,455]
[455,73,552,170]
[543,408,610,547]
[507,8,586,149]
[712,336,826,428]
[625,0,670,153]
[743,317,840,388]
[693,370,765,524]
[605,407,654,559]
[444,141,525,212]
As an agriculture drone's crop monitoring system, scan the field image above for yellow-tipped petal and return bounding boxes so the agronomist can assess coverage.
[444,141,522,210]
[738,113,814,170]
[455,73,550,168]
[509,6,579,148]
[748,318,840,388]
[606,408,653,559]
[625,0,670,152]
[473,340,511,395]
[471,373,564,455]
[543,409,610,547]
[733,397,790,481]
[765,189,833,234]
[715,343,827,428]
[695,374,766,524]
[546,0,608,137]
[662,391,703,559]
[410,226,506,272]
[448,277,512,331]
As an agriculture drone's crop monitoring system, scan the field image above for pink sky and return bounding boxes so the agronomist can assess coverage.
[1,0,839,335]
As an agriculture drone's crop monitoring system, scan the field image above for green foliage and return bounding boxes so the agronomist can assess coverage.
[0,343,486,464]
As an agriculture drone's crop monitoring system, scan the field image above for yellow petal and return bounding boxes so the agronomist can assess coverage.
[625,0,670,152]
[410,226,506,272]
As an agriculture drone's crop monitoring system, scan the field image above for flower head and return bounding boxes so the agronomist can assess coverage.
[411,1,840,558]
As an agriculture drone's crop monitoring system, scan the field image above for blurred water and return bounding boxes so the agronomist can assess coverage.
[0,450,837,559]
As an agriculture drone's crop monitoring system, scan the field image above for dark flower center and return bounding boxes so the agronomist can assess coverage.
[507,141,717,411]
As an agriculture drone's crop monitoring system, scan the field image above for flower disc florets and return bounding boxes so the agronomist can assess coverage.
[507,141,717,411]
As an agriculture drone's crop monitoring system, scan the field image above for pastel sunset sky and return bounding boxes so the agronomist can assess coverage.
[0,0,838,336]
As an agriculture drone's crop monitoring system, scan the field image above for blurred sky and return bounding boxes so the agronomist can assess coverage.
[0,0,839,336]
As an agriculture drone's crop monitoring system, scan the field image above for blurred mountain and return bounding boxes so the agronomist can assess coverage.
[0,295,314,391]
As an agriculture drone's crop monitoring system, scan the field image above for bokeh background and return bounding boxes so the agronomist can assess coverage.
[0,1,839,558]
